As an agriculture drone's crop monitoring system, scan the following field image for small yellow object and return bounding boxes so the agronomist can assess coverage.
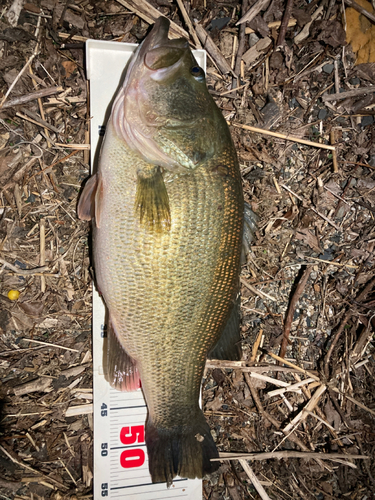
[7,290,20,300]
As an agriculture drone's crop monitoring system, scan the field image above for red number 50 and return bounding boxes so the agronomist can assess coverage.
[119,425,145,469]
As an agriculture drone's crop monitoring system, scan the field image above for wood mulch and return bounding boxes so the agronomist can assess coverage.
[0,0,374,499]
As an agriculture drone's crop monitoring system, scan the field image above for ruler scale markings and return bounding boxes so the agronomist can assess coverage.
[110,445,147,450]
[111,489,190,496]
[111,481,188,490]
[110,406,146,410]
[110,490,189,496]
[112,492,189,498]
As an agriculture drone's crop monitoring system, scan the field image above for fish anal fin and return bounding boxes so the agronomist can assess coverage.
[146,408,219,486]
[77,174,97,221]
[208,295,242,361]
[135,167,171,232]
[105,318,140,392]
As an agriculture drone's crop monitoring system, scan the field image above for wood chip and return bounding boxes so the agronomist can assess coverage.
[195,23,233,75]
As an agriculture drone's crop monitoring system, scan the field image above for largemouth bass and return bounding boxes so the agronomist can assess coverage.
[78,16,247,485]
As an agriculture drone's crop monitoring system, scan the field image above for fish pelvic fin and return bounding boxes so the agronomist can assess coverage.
[145,409,219,486]
[105,318,140,391]
[135,166,171,232]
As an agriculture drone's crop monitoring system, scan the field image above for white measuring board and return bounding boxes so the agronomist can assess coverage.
[86,38,206,500]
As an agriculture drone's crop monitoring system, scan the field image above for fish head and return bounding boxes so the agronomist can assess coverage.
[112,17,229,172]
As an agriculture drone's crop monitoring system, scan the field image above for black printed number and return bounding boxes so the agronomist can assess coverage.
[101,442,108,456]
[101,483,108,496]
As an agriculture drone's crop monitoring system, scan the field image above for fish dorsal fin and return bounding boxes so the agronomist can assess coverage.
[135,166,171,232]
[208,295,242,361]
[105,318,141,392]
[77,173,104,228]
[241,202,259,264]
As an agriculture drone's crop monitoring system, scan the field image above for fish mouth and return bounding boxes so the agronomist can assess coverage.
[141,17,189,61]
[142,17,189,77]
[122,17,189,91]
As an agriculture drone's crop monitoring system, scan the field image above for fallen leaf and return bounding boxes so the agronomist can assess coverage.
[324,399,341,431]
[0,27,37,43]
[61,60,77,79]
[24,3,42,13]
[0,132,9,150]
[346,0,375,64]
[313,20,346,48]
[206,394,224,411]
[292,8,311,27]
[242,37,272,65]
[18,301,44,317]
[248,15,270,38]
[295,228,322,253]
[219,31,233,58]
[353,62,375,81]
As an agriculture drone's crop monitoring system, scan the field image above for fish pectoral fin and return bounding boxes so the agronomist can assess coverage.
[135,167,171,232]
[77,173,97,221]
[77,173,104,228]
[241,202,259,264]
[94,174,104,228]
[208,295,242,361]
[105,318,140,392]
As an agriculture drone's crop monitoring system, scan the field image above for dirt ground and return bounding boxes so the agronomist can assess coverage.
[0,0,375,499]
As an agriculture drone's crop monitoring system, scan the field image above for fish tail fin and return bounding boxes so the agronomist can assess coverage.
[145,409,219,486]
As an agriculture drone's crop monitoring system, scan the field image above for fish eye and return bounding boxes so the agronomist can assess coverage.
[190,66,205,81]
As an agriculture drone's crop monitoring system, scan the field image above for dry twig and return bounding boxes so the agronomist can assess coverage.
[0,86,63,109]
[277,0,294,46]
[323,87,375,102]
[324,276,375,377]
[218,450,368,465]
[236,0,270,25]
[0,258,49,276]
[114,0,188,39]
[229,122,336,150]
[195,23,234,75]
[175,0,201,48]
[279,266,313,359]
[239,460,272,500]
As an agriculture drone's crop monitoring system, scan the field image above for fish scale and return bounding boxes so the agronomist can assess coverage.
[97,124,242,370]
[78,16,244,485]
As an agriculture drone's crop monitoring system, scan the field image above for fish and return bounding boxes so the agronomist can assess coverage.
[78,16,255,485]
